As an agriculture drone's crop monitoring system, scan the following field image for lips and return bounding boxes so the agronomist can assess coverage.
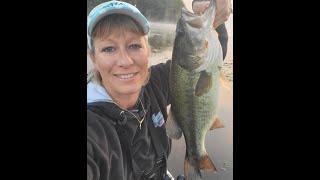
[114,72,138,80]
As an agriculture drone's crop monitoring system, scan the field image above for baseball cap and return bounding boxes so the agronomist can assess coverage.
[87,0,150,50]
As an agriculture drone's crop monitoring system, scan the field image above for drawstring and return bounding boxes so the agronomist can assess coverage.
[115,98,147,129]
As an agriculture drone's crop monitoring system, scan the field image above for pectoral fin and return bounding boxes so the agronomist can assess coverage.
[195,71,212,96]
[165,108,182,139]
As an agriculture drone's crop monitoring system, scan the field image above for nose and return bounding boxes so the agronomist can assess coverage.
[117,48,134,67]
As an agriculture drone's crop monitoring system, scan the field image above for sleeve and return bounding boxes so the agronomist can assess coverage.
[87,110,125,180]
[149,60,172,105]
[87,144,100,180]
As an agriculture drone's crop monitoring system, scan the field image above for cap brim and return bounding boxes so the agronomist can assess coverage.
[88,9,149,36]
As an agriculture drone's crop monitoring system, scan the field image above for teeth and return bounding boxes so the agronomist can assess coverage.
[117,73,135,79]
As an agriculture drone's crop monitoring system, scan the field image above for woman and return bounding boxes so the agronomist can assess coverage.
[87,1,230,180]
[87,1,172,180]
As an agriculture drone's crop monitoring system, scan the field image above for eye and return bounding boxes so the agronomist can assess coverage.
[102,46,116,53]
[129,43,142,50]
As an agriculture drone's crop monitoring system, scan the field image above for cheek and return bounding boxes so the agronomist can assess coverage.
[93,55,114,73]
[137,52,149,70]
[129,47,149,67]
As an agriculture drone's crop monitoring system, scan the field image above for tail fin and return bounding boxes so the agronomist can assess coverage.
[184,154,217,180]
[199,154,217,171]
[184,158,203,180]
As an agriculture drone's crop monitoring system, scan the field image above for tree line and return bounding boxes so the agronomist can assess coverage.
[87,0,184,22]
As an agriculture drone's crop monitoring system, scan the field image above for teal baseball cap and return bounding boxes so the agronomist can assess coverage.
[87,0,150,50]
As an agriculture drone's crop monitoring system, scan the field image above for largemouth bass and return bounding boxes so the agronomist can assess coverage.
[167,0,224,179]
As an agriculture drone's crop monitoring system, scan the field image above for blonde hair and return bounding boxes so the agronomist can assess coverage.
[89,14,151,85]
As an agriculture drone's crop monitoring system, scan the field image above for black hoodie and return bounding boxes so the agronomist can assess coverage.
[87,60,172,180]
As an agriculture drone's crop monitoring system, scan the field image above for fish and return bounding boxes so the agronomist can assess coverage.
[166,0,224,179]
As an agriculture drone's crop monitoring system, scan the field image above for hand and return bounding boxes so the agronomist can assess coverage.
[192,1,210,15]
[214,0,232,28]
[192,0,231,28]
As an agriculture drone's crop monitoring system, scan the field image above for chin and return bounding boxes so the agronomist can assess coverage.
[117,85,142,95]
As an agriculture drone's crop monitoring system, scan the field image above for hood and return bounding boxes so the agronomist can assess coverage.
[87,81,113,103]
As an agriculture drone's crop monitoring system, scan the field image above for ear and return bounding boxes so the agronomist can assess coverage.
[89,51,100,72]
[89,52,96,64]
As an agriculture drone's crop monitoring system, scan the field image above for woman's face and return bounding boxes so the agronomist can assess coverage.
[91,30,149,98]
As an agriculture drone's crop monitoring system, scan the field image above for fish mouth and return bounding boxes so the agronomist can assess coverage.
[181,0,215,29]
[181,7,203,28]
[113,72,138,81]
[181,7,195,16]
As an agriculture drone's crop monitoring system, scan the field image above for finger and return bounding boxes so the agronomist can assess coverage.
[205,2,210,8]
[213,18,223,29]
[200,2,210,12]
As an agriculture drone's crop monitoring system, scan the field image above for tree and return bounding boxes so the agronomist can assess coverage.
[87,0,184,22]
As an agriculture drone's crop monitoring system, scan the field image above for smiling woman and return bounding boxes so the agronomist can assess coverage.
[86,1,174,180]
[89,14,150,109]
